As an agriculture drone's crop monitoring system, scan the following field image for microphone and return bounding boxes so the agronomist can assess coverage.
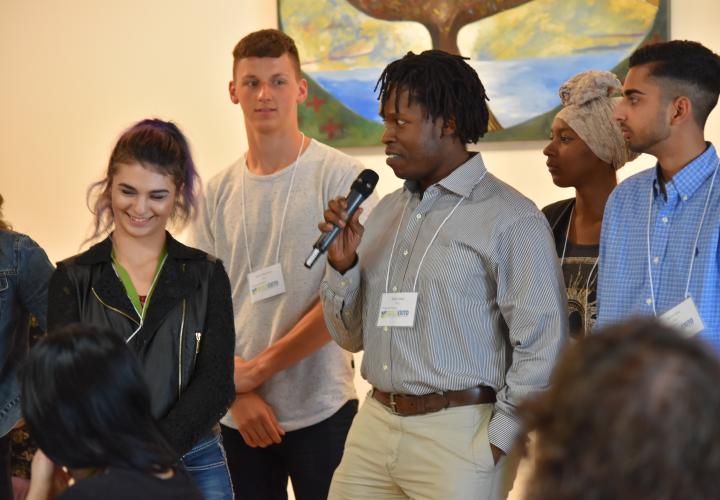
[304,169,379,269]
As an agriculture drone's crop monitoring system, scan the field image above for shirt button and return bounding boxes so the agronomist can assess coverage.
[661,216,669,223]
[416,213,422,219]
[392,286,397,292]
[383,326,389,332]
[402,249,409,256]
[339,280,347,287]
[682,195,688,201]
[653,256,660,264]
[383,364,388,371]
[646,298,653,305]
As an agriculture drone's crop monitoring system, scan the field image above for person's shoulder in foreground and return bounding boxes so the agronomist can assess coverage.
[520,318,720,500]
[55,467,202,500]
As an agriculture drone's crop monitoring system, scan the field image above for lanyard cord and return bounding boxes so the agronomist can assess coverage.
[241,133,304,273]
[646,159,719,315]
[384,197,411,293]
[560,205,573,263]
[560,203,599,333]
[385,173,485,293]
[411,197,465,291]
[384,195,464,293]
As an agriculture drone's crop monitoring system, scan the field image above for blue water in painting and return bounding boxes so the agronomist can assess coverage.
[309,49,631,128]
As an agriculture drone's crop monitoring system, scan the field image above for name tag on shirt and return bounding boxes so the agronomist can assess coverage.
[248,263,286,303]
[377,292,418,328]
[659,297,705,337]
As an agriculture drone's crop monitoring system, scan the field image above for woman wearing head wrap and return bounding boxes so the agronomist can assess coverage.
[542,70,637,339]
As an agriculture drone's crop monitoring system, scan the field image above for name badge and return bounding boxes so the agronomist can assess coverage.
[658,297,705,337]
[377,292,418,328]
[247,263,286,303]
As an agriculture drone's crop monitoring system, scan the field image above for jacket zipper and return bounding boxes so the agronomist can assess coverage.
[195,332,202,355]
[105,256,167,344]
[192,332,203,372]
[177,299,187,399]
[91,287,140,326]
[191,332,203,375]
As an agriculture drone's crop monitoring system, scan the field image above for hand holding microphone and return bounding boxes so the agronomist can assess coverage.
[305,169,378,271]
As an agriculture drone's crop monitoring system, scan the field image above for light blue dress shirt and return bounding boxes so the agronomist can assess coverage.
[598,144,720,351]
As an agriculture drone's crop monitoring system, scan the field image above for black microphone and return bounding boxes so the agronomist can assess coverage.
[304,169,379,269]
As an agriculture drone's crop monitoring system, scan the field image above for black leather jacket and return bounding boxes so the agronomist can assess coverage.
[48,233,235,454]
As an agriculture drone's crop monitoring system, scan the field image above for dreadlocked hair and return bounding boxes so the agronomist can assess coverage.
[375,50,490,144]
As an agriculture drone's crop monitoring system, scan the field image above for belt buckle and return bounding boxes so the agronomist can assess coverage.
[389,392,399,415]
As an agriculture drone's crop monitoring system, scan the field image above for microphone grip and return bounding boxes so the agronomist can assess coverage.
[315,190,365,253]
[304,191,365,269]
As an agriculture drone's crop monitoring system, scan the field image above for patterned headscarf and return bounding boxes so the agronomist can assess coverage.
[556,70,638,169]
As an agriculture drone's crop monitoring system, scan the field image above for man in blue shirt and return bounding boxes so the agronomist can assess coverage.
[598,40,720,350]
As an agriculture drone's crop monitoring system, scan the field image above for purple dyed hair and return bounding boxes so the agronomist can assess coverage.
[87,119,200,241]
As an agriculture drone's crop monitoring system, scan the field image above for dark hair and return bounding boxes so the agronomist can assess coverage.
[375,50,490,144]
[629,40,720,127]
[87,118,199,241]
[232,29,301,77]
[0,193,11,231]
[520,319,720,500]
[21,324,178,472]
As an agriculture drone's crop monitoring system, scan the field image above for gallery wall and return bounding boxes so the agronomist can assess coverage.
[2,0,718,263]
[2,3,718,498]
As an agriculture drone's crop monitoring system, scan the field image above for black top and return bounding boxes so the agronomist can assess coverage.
[47,233,235,454]
[56,467,202,500]
[542,198,599,339]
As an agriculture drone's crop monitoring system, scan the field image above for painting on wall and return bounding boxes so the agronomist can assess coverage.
[279,0,668,146]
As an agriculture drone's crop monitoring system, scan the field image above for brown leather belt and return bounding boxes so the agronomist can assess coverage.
[371,386,496,416]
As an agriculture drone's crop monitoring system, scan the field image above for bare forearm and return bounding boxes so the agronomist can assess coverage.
[237,300,331,390]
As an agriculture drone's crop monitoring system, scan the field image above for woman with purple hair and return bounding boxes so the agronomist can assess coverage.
[46,119,236,499]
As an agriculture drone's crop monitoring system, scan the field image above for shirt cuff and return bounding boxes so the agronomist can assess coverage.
[324,260,361,296]
[487,408,522,455]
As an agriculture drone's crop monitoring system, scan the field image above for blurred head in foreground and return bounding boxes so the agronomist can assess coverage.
[520,319,720,500]
[21,324,177,473]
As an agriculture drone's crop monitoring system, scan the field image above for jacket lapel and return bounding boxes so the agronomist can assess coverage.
[81,237,140,324]
[83,233,206,342]
[141,257,199,336]
[139,233,205,338]
[92,263,141,324]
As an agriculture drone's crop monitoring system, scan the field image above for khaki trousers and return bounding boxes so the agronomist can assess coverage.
[328,395,508,500]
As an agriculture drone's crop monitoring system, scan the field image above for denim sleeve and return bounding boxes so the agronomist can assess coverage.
[16,235,54,331]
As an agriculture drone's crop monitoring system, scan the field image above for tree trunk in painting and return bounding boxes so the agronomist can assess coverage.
[346,0,535,132]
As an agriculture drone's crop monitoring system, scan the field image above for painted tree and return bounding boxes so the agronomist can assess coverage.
[346,0,535,131]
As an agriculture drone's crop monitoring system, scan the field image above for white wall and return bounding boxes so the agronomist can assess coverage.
[3,0,718,263]
[2,1,718,497]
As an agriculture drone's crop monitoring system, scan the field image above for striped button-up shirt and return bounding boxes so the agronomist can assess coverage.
[598,144,720,350]
[321,153,568,452]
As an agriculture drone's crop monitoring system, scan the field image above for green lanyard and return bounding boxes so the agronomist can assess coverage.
[112,247,168,320]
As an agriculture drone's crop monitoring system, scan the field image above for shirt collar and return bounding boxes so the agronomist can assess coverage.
[403,151,488,198]
[654,143,719,200]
